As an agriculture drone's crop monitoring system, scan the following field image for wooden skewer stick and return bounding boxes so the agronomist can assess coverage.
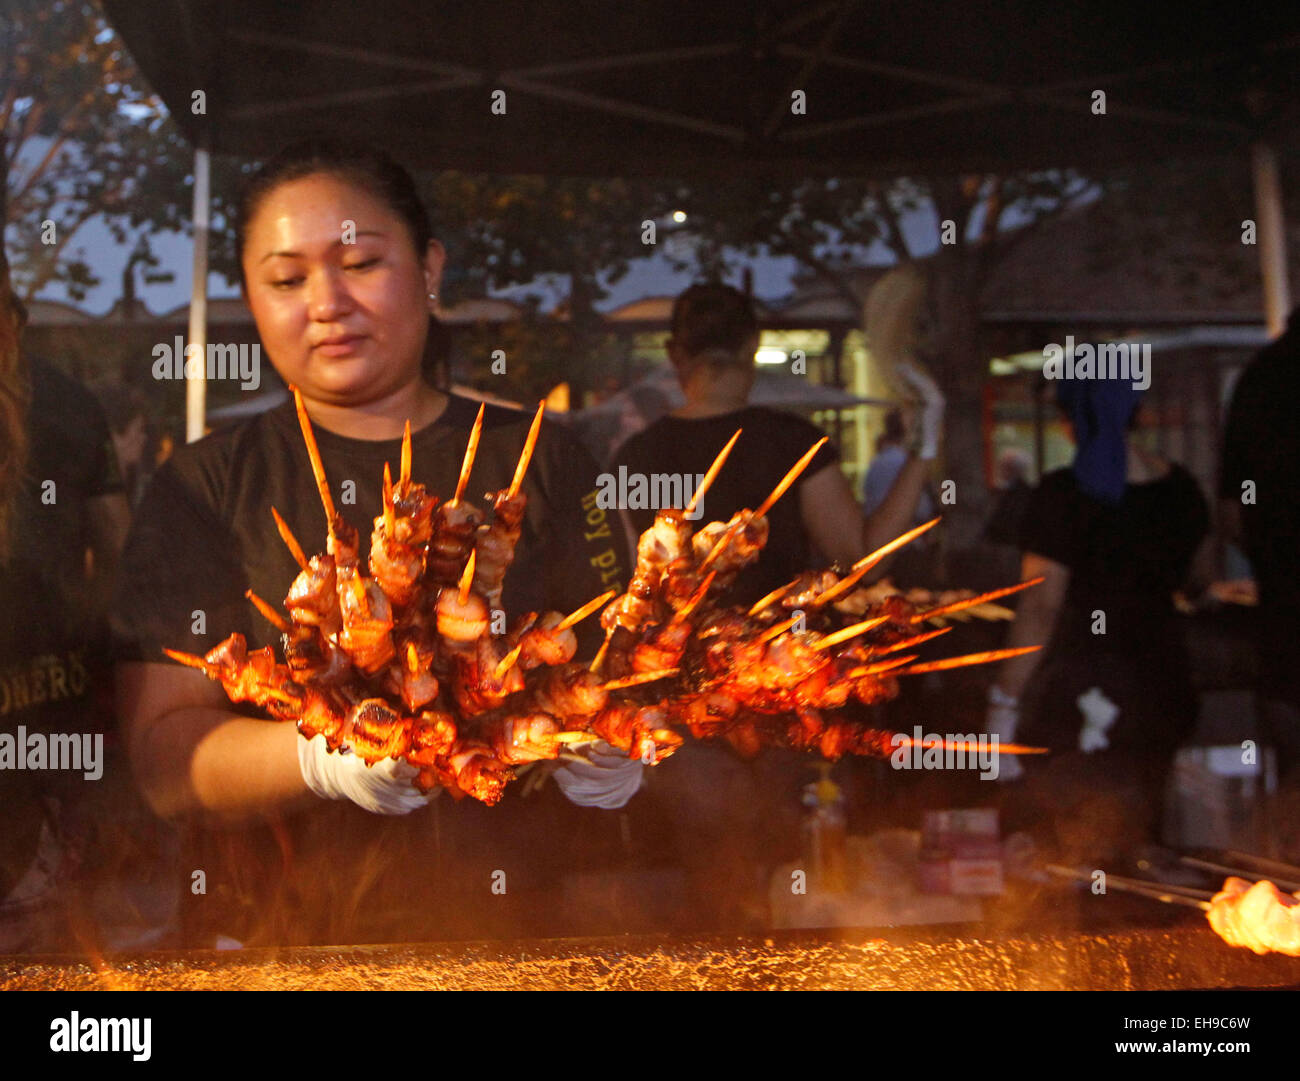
[892,644,1041,676]
[1224,850,1300,881]
[699,518,745,573]
[557,589,618,631]
[1178,855,1300,894]
[670,571,718,625]
[814,518,942,607]
[812,615,891,651]
[1046,865,1211,910]
[507,400,546,499]
[457,550,477,606]
[911,577,1045,623]
[453,403,486,505]
[892,733,1048,756]
[350,575,370,617]
[292,386,337,530]
[554,731,593,745]
[382,463,397,536]
[271,507,310,571]
[493,642,524,682]
[758,614,801,645]
[588,637,611,674]
[846,655,918,677]
[399,420,412,494]
[683,428,741,518]
[748,577,800,617]
[754,437,828,518]
[162,648,217,676]
[245,590,292,633]
[600,668,679,691]
[870,625,953,656]
[406,642,422,675]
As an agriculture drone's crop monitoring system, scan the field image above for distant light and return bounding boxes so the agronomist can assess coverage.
[755,348,787,366]
[671,210,687,223]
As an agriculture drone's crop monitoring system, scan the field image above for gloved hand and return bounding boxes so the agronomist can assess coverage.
[896,360,945,461]
[1076,686,1120,753]
[297,732,433,815]
[985,684,1024,782]
[552,740,644,809]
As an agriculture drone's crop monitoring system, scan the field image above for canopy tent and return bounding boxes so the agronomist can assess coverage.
[100,1,1300,435]
[103,2,1299,177]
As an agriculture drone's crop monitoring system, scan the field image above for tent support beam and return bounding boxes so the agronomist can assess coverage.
[1251,141,1291,338]
[186,137,210,443]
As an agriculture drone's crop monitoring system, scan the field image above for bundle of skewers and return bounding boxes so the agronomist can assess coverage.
[166,390,1045,806]
[1050,852,1300,956]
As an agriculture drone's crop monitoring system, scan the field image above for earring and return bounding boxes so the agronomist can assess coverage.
[428,292,438,302]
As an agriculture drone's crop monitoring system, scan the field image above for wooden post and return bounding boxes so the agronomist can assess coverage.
[186,138,211,442]
[1251,142,1291,339]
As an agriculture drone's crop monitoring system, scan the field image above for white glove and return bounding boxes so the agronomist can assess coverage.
[985,684,1024,782]
[552,740,644,809]
[1076,686,1120,753]
[897,360,945,461]
[297,732,433,815]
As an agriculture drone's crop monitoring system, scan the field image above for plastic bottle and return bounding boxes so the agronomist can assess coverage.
[801,763,847,892]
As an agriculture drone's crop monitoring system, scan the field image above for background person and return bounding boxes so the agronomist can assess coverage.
[985,378,1209,865]
[609,282,944,929]
[0,298,133,952]
[1220,307,1300,783]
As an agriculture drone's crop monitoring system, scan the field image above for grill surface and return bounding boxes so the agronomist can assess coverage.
[4,922,1298,990]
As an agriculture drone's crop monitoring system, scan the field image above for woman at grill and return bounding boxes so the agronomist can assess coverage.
[111,141,635,945]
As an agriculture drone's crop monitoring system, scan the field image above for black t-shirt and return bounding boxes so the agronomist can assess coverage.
[1020,464,1209,646]
[110,393,627,946]
[611,407,838,606]
[1016,464,1209,752]
[1220,316,1300,701]
[1,358,122,904]
[1221,318,1300,611]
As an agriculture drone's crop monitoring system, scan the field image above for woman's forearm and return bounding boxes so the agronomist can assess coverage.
[132,707,310,820]
[862,456,929,561]
[994,597,1058,698]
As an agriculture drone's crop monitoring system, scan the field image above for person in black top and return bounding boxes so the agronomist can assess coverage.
[611,283,945,607]
[610,283,945,930]
[987,378,1209,862]
[111,141,631,945]
[1220,308,1300,774]
[1,347,131,951]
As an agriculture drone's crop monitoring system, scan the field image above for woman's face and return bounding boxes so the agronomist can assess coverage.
[240,173,444,406]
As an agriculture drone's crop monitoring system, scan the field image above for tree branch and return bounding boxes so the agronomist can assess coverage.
[988,185,1086,267]
[869,180,913,264]
[782,240,864,309]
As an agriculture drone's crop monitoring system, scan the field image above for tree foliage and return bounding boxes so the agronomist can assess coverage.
[1,0,239,303]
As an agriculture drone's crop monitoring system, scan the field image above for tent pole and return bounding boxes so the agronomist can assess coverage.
[186,137,211,442]
[1250,141,1290,338]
